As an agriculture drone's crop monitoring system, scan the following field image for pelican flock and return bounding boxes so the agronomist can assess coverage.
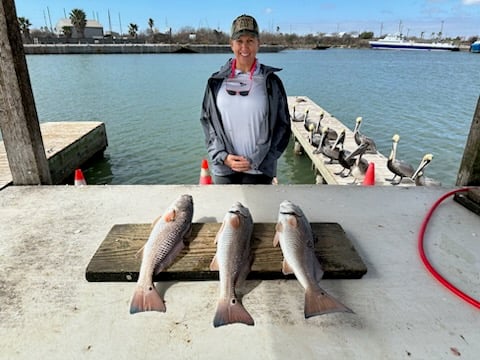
[291,106,437,186]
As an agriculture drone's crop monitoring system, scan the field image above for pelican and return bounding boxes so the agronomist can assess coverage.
[349,149,370,184]
[411,154,441,186]
[308,123,322,147]
[386,134,415,185]
[336,141,369,177]
[314,128,345,164]
[353,116,377,154]
[303,109,318,132]
[315,111,338,141]
[291,105,304,122]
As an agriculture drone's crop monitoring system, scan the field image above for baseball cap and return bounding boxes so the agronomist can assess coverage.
[231,14,259,40]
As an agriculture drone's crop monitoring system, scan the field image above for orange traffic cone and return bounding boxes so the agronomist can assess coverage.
[362,162,375,186]
[199,159,213,185]
[74,169,87,186]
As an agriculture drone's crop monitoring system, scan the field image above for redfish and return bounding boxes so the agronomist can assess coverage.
[274,200,353,318]
[210,202,254,327]
[130,194,193,314]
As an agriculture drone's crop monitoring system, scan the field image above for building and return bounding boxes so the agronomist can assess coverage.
[55,19,104,39]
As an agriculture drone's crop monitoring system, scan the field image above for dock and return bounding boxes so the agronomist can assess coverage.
[0,121,107,189]
[287,96,414,186]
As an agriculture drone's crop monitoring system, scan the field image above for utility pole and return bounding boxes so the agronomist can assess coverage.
[0,0,52,185]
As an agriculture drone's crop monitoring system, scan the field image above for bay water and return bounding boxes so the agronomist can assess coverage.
[24,49,480,185]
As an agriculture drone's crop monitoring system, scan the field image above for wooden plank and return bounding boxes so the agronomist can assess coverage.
[0,0,52,185]
[456,96,480,186]
[85,222,367,282]
[454,188,480,216]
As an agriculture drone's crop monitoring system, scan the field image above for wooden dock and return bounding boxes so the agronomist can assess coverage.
[0,121,107,189]
[288,96,415,186]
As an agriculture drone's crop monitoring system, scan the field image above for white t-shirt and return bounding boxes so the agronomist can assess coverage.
[216,66,268,174]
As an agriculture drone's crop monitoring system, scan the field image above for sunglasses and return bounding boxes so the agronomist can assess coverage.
[225,78,252,96]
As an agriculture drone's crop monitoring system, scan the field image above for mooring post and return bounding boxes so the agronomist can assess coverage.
[0,0,52,185]
[456,96,480,186]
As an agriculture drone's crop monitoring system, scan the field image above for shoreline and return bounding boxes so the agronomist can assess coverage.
[23,43,286,55]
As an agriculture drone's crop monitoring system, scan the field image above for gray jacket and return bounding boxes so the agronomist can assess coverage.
[200,59,291,178]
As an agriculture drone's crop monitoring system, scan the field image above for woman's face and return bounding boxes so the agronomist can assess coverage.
[230,35,260,69]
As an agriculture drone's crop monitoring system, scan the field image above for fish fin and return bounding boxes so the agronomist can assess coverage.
[273,223,282,247]
[129,285,166,314]
[214,222,225,245]
[209,255,219,271]
[282,258,295,275]
[134,244,145,259]
[287,216,298,228]
[164,209,176,222]
[213,297,254,328]
[229,214,241,229]
[151,214,163,229]
[304,287,354,318]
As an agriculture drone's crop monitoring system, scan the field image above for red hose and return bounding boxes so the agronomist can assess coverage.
[418,187,480,309]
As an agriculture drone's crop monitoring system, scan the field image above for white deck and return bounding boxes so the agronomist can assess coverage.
[0,185,478,359]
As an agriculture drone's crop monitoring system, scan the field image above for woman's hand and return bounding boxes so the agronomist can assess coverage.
[224,154,251,172]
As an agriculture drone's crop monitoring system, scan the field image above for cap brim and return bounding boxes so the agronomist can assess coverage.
[231,30,259,40]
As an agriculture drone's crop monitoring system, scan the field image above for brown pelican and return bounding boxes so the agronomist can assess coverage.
[308,123,322,147]
[353,116,377,154]
[291,105,304,122]
[386,134,415,185]
[411,154,441,186]
[314,128,345,164]
[349,149,370,184]
[336,141,369,177]
[303,109,319,133]
[314,111,338,141]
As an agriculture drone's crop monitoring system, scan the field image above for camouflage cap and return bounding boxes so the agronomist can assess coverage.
[231,14,259,39]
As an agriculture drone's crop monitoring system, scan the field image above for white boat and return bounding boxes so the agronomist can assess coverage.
[369,33,460,51]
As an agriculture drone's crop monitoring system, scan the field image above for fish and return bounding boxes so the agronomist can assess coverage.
[210,202,255,327]
[273,200,353,318]
[129,194,194,314]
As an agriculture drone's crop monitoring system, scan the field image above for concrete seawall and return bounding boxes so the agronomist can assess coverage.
[24,43,286,55]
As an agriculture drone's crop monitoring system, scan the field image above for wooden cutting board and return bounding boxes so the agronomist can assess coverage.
[85,222,367,282]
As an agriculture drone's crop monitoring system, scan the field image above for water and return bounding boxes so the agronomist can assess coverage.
[24,49,480,185]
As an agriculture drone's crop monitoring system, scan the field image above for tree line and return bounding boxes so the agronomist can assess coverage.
[18,8,478,48]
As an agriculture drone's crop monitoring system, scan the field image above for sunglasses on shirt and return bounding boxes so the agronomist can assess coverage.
[225,78,252,96]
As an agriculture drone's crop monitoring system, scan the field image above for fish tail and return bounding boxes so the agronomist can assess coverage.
[129,285,166,314]
[213,297,254,328]
[304,287,354,318]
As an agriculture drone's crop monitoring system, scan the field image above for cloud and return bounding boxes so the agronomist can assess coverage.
[463,0,480,4]
[265,8,273,14]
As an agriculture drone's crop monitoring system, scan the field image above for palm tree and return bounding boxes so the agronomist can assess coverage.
[62,26,73,41]
[18,17,32,41]
[128,23,138,38]
[69,8,87,39]
[148,18,154,33]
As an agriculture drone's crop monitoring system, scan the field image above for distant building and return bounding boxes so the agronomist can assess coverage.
[55,19,104,39]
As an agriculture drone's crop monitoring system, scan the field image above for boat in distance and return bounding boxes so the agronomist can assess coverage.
[369,34,460,51]
[470,40,480,53]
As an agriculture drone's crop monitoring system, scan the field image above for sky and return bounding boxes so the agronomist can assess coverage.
[13,0,480,38]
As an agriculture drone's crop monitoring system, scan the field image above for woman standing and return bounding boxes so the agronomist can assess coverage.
[200,14,291,184]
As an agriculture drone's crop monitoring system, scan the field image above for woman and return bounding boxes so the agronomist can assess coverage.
[200,14,291,184]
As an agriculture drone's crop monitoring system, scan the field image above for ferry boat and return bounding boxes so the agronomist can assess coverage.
[369,34,460,51]
[470,40,480,53]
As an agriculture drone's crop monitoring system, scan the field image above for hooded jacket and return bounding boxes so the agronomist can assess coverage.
[200,59,291,178]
